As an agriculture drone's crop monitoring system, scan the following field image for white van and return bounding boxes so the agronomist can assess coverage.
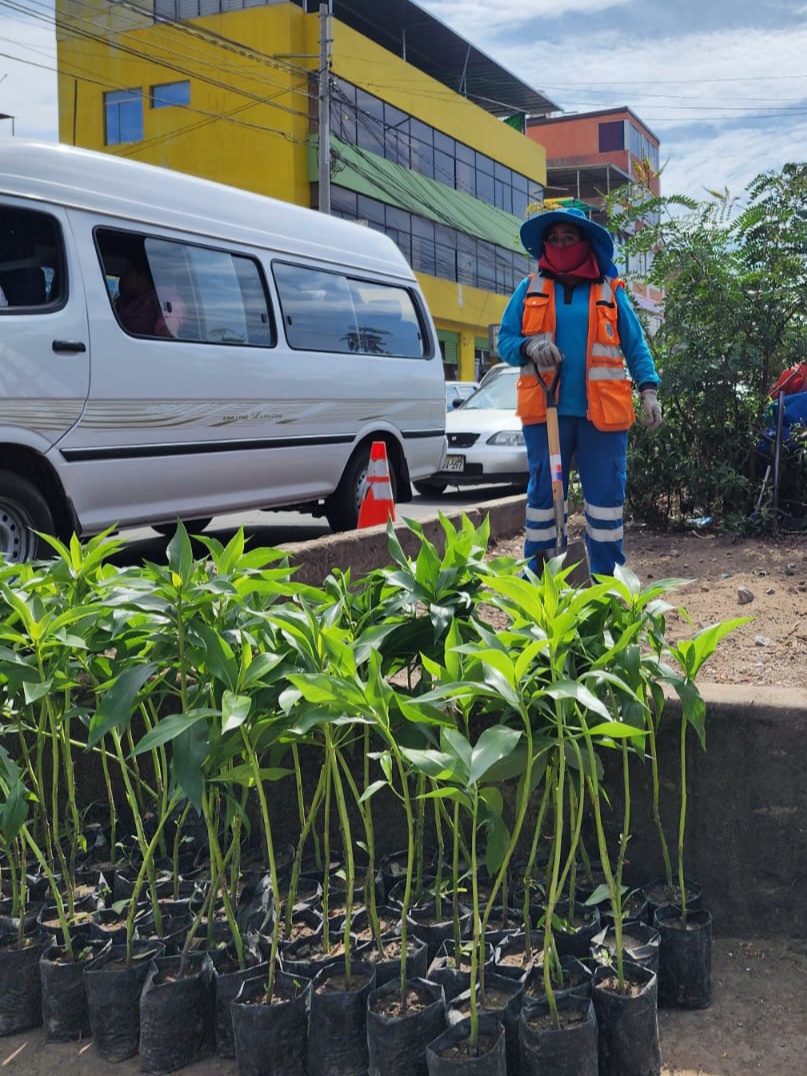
[0,142,447,560]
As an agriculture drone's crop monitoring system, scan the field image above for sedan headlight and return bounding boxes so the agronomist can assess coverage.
[486,430,525,446]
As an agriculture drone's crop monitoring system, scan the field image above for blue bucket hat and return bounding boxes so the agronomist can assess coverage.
[520,206,617,277]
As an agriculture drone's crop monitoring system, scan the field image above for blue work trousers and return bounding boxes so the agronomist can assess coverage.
[522,417,628,577]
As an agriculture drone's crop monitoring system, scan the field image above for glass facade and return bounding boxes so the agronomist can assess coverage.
[330,188,531,297]
[330,78,535,219]
[599,119,659,171]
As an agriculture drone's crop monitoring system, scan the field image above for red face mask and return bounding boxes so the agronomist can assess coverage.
[539,239,600,279]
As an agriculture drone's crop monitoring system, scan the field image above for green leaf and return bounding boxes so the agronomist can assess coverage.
[131,710,214,755]
[22,680,53,704]
[469,725,521,785]
[211,764,292,787]
[358,779,388,804]
[172,719,209,810]
[166,520,194,581]
[88,663,158,748]
[193,624,238,692]
[400,747,462,782]
[222,691,251,733]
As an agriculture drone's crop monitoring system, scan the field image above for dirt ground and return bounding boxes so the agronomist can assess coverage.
[491,517,807,689]
[0,523,803,1075]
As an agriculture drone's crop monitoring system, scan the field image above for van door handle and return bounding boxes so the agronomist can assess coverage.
[52,340,87,353]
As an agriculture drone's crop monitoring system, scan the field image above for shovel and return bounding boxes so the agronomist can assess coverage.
[535,361,590,587]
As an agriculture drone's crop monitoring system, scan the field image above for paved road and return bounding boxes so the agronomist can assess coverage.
[109,484,525,566]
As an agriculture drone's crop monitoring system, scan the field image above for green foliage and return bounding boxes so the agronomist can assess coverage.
[606,162,807,531]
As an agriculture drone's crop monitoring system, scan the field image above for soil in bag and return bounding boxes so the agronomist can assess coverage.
[0,929,50,1035]
[367,977,446,1076]
[308,958,376,1076]
[593,960,661,1076]
[138,950,215,1073]
[84,941,163,1062]
[40,937,111,1043]
[519,993,598,1076]
[231,970,312,1076]
[654,906,712,1009]
[425,1013,506,1075]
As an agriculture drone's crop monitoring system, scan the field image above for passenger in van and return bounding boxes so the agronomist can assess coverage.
[115,253,184,338]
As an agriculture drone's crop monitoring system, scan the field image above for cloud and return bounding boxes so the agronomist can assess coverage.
[420,0,634,40]
[418,2,807,203]
[660,118,807,201]
[0,14,59,141]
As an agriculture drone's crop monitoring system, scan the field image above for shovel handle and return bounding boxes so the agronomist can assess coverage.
[531,362,565,554]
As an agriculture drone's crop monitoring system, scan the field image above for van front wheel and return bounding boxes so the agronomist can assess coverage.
[325,444,397,532]
[0,472,55,562]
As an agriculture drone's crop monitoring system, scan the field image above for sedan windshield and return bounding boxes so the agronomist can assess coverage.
[461,370,517,410]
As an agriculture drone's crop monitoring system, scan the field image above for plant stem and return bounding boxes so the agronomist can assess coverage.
[678,710,689,928]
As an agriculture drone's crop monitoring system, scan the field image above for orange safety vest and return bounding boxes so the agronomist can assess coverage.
[516,273,636,431]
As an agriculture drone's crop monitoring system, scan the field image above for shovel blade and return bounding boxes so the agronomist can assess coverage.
[560,540,590,588]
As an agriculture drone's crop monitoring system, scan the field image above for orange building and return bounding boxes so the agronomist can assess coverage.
[526,107,663,326]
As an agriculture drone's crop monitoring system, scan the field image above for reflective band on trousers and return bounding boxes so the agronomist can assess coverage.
[584,500,623,543]
[526,502,567,543]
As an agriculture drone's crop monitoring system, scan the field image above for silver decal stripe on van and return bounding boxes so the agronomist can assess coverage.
[0,401,85,430]
[75,400,445,429]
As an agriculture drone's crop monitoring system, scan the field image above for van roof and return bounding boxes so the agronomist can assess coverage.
[0,141,417,279]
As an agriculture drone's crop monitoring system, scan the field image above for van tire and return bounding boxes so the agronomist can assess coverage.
[0,472,55,562]
[153,518,213,538]
[325,444,398,532]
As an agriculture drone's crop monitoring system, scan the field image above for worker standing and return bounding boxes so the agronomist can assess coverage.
[497,206,662,577]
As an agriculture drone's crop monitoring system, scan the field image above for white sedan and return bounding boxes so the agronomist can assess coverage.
[415,366,528,495]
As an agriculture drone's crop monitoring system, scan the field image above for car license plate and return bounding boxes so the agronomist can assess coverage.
[444,455,465,473]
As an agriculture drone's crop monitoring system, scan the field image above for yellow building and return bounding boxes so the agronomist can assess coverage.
[55,0,556,381]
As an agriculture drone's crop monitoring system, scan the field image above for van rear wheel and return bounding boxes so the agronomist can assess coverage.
[0,471,54,563]
[413,479,448,496]
[153,518,213,538]
[324,444,397,532]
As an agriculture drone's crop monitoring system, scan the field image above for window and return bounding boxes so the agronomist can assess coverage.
[599,120,625,152]
[272,262,425,357]
[151,81,190,108]
[331,187,532,295]
[105,89,143,145]
[95,227,274,345]
[0,206,64,309]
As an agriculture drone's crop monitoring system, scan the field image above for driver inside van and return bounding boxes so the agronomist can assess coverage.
[115,252,183,338]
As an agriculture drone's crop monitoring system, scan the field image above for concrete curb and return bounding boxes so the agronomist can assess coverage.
[284,493,527,585]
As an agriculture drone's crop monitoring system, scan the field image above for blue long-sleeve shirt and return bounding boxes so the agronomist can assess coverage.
[497,275,660,418]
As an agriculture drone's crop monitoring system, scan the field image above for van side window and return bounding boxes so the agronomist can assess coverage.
[95,228,275,346]
[0,206,64,310]
[272,262,425,358]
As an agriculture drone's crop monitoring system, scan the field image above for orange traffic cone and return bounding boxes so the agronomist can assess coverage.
[357,441,396,528]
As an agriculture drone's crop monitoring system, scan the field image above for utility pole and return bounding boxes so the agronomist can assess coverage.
[317,2,332,214]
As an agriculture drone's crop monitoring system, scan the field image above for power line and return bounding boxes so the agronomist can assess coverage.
[0,0,318,122]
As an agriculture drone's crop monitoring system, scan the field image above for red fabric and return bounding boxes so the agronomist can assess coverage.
[768,362,807,399]
[538,239,601,280]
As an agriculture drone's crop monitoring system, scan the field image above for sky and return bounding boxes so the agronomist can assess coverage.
[0,0,806,205]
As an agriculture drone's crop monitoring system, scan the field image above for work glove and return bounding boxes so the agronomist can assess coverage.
[524,338,563,369]
[641,388,663,431]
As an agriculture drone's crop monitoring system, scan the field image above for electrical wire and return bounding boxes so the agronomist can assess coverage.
[0,0,318,122]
